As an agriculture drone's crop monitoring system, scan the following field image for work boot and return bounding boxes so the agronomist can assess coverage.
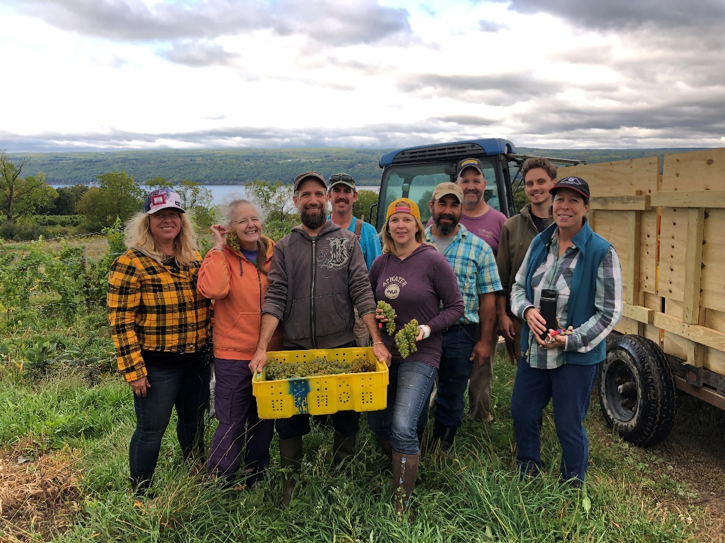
[432,420,457,452]
[376,437,393,460]
[391,450,420,519]
[129,474,154,498]
[332,431,357,470]
[279,436,303,508]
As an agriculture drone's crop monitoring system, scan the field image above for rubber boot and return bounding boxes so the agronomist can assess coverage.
[332,431,357,470]
[129,474,153,498]
[432,419,457,452]
[279,436,303,508]
[376,437,393,460]
[392,450,420,519]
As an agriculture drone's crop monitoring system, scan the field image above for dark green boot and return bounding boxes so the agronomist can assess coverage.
[332,431,357,470]
[279,436,303,508]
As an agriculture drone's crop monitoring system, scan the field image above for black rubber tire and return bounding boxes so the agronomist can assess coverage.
[598,334,677,447]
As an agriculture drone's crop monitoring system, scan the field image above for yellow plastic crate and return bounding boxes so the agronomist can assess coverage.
[252,347,388,419]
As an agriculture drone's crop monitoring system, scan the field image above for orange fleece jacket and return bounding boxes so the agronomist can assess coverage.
[197,237,282,360]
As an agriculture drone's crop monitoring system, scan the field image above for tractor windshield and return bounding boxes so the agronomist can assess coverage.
[376,158,501,228]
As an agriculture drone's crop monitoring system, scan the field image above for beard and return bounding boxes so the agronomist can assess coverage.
[464,190,483,204]
[433,212,459,236]
[300,205,326,230]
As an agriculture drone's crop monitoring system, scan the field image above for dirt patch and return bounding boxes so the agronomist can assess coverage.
[0,439,83,543]
[652,394,725,543]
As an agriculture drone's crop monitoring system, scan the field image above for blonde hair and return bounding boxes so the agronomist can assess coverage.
[124,211,199,265]
[381,203,427,255]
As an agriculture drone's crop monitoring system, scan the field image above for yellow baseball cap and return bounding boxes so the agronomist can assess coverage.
[385,198,421,221]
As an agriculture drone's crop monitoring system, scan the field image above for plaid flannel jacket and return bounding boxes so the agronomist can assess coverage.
[108,248,211,382]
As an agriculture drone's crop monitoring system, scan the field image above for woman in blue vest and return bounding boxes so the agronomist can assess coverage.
[509,176,623,485]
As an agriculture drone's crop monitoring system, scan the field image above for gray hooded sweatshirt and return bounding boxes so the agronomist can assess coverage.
[262,221,376,349]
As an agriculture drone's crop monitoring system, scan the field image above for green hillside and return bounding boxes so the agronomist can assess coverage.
[6,147,708,186]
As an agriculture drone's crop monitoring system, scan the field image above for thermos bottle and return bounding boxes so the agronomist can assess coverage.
[539,289,559,340]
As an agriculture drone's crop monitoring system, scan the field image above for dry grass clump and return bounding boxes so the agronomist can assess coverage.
[0,439,83,543]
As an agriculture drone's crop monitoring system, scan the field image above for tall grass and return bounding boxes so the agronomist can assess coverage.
[1,353,705,543]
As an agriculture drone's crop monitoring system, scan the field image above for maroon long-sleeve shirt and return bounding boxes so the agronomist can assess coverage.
[369,244,464,368]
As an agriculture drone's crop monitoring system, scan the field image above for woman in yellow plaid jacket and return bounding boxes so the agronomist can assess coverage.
[108,188,211,496]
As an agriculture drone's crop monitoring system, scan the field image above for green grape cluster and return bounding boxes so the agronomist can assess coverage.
[377,300,397,335]
[226,230,241,252]
[265,356,375,380]
[395,319,419,359]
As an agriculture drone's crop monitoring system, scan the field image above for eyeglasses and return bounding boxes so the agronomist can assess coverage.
[230,217,261,225]
[328,173,354,183]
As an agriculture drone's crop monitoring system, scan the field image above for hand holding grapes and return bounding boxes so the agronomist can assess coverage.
[210,224,230,251]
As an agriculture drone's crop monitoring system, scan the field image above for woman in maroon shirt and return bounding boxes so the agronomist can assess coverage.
[368,198,463,516]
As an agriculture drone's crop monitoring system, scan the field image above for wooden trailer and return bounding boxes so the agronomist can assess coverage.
[562,148,725,446]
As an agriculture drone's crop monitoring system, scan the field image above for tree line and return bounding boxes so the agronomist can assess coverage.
[6,147,707,188]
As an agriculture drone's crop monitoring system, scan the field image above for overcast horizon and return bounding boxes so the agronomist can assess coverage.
[2,0,724,153]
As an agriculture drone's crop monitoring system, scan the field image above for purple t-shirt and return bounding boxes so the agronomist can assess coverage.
[427,207,507,255]
[369,244,464,368]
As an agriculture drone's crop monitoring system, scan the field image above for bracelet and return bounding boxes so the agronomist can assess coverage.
[372,341,384,346]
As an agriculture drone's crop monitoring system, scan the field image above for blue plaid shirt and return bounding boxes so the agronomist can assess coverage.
[425,224,502,325]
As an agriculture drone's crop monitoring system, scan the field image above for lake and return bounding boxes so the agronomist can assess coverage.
[51,184,380,206]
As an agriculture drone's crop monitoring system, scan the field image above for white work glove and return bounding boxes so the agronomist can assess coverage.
[416,324,431,340]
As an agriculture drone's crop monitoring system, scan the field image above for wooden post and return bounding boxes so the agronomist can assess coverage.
[683,208,705,325]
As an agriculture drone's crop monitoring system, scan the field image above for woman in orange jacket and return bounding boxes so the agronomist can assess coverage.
[198,199,282,487]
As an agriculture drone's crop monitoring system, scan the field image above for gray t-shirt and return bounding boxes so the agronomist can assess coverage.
[431,234,454,255]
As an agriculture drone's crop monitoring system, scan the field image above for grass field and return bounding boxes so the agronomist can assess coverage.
[2,336,721,543]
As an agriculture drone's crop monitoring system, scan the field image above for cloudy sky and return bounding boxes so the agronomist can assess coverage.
[1,0,724,152]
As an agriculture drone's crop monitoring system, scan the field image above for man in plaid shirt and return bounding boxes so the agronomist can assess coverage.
[422,182,502,450]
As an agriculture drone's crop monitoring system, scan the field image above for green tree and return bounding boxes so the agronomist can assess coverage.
[77,172,143,228]
[245,180,297,241]
[0,152,57,224]
[353,189,379,227]
[417,190,433,224]
[50,185,89,215]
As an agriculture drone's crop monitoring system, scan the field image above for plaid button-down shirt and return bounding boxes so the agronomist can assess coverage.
[425,224,502,325]
[511,230,623,369]
[108,249,211,382]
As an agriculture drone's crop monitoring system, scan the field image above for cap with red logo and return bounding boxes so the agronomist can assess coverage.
[143,188,186,214]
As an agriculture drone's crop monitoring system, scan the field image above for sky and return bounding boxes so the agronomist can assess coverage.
[1,0,724,152]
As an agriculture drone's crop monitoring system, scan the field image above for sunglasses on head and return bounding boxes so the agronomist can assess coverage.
[329,173,354,182]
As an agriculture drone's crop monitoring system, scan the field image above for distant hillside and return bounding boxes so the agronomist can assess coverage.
[7,147,708,186]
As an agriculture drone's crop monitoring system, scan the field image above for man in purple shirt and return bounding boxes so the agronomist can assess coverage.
[456,158,507,422]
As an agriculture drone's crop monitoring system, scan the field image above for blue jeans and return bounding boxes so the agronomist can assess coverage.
[433,325,477,428]
[129,357,210,478]
[510,358,600,482]
[368,360,437,455]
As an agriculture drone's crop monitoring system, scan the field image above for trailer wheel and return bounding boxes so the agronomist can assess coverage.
[599,335,676,447]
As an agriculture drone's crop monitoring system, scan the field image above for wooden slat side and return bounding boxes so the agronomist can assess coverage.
[622,304,654,324]
[683,208,705,324]
[590,195,651,211]
[653,313,725,352]
[658,208,686,302]
[662,148,725,192]
[700,210,725,313]
[640,211,658,295]
[562,156,659,197]
[651,191,725,208]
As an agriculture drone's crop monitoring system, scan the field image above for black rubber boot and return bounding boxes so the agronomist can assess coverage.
[279,436,303,508]
[432,420,457,452]
[332,431,357,470]
[376,437,393,460]
[129,474,154,498]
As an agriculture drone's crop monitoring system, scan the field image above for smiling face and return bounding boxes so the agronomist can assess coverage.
[430,193,462,236]
[230,201,262,248]
[294,178,328,230]
[457,167,486,206]
[552,188,590,231]
[328,185,358,216]
[524,167,556,206]
[387,211,418,246]
[149,209,182,246]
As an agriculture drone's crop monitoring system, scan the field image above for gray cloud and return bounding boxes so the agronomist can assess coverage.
[159,40,239,68]
[502,0,725,31]
[478,19,509,33]
[18,0,411,47]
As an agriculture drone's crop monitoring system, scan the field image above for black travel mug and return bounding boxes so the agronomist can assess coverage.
[538,289,559,340]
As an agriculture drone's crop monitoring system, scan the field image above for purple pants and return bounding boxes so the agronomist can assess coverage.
[207,358,273,485]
